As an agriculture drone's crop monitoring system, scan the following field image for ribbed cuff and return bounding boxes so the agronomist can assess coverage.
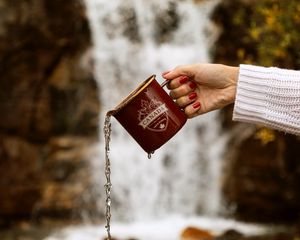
[233,64,300,135]
[233,64,270,125]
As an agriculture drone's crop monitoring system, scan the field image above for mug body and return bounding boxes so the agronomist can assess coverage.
[112,75,187,153]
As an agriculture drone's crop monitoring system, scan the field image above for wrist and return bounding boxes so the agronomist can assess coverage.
[225,65,239,104]
[227,66,239,86]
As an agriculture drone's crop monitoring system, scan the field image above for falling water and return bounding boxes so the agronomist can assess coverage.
[103,113,113,239]
[85,0,225,222]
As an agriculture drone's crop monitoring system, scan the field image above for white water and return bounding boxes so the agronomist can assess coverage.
[45,215,279,240]
[86,0,224,222]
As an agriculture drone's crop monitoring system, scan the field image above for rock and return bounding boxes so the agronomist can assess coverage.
[0,0,100,224]
[181,226,214,240]
[215,229,244,240]
[222,124,300,222]
[0,135,99,223]
[0,0,98,140]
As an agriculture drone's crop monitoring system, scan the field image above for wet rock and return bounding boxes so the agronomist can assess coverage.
[215,229,244,240]
[215,230,298,240]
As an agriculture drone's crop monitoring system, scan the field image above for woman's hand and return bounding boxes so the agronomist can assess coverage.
[162,63,239,118]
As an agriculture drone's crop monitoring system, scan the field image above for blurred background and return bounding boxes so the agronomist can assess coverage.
[0,0,300,239]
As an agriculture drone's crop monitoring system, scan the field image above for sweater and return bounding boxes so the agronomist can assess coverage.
[233,64,300,136]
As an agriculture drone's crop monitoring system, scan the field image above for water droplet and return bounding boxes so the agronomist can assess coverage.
[147,151,155,159]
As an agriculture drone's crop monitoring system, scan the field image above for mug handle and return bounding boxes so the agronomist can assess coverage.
[160,78,186,113]
[160,79,169,88]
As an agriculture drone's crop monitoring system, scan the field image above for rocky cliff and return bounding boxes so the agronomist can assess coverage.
[0,0,100,225]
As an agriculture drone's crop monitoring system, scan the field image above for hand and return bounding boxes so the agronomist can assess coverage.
[162,63,239,118]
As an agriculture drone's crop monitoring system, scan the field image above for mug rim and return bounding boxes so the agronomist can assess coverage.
[110,75,156,116]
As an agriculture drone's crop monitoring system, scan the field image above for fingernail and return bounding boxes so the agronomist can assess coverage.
[188,92,197,100]
[189,82,197,89]
[179,76,189,84]
[193,101,201,109]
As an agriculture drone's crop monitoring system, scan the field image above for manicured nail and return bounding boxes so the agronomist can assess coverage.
[179,76,189,84]
[189,82,197,89]
[188,92,197,100]
[193,101,201,109]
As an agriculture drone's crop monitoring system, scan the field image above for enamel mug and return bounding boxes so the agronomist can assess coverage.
[109,75,187,153]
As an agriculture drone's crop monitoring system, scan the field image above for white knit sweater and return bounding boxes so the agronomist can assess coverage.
[233,64,300,136]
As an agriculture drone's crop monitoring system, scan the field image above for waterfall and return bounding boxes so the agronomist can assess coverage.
[85,0,225,222]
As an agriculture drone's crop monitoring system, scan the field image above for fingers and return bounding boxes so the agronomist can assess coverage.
[169,80,197,99]
[167,75,189,90]
[174,88,203,118]
[162,64,204,119]
[184,101,202,118]
[162,64,198,91]
[162,65,195,80]
[176,92,197,107]
[169,80,202,119]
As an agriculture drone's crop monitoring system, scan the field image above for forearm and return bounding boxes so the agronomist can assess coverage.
[233,64,300,136]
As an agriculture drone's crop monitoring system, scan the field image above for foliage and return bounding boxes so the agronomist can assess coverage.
[212,0,300,69]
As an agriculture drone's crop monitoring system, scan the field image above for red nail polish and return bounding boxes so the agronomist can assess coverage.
[179,76,189,84]
[193,102,201,109]
[189,82,197,89]
[188,92,197,100]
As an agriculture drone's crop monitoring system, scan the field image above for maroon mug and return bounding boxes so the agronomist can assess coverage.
[109,75,187,153]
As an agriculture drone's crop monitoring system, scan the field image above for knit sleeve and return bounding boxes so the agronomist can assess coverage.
[233,64,300,136]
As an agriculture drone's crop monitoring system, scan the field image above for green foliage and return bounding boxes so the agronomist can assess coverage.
[212,0,300,69]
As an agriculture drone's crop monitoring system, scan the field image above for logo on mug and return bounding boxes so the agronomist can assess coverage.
[138,99,169,132]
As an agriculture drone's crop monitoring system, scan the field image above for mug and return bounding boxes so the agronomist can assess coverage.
[109,75,187,153]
